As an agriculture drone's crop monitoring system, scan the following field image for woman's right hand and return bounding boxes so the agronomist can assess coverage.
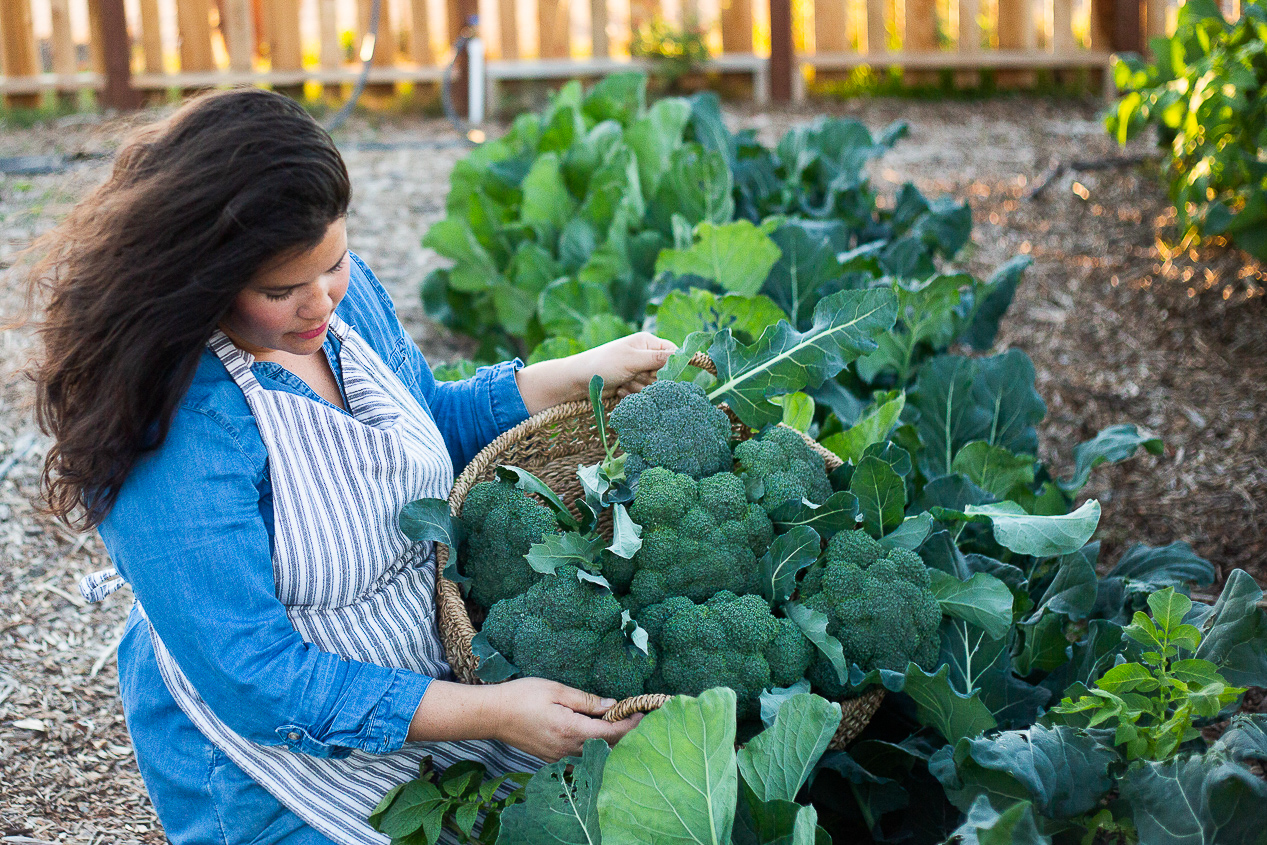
[486,677,644,762]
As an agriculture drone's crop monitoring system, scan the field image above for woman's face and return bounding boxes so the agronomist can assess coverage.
[220,218,351,356]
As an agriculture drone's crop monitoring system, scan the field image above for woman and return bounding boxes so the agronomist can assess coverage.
[28,88,669,844]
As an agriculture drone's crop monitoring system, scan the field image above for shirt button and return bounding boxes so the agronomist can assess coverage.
[287,732,301,742]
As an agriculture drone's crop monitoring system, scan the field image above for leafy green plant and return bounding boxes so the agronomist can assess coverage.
[630,17,711,92]
[1107,0,1267,260]
[1052,587,1245,762]
[368,758,530,844]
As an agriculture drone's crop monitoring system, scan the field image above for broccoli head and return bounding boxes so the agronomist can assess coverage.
[625,467,773,610]
[481,566,655,700]
[768,617,816,689]
[608,379,733,480]
[639,591,810,715]
[733,425,833,515]
[800,529,941,695]
[460,480,558,609]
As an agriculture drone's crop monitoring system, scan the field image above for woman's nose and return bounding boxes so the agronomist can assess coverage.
[298,276,335,319]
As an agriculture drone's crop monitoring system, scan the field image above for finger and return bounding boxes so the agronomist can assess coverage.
[578,714,640,745]
[624,345,674,374]
[555,685,616,717]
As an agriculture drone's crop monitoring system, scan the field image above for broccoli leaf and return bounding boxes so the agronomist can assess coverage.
[738,693,842,804]
[398,497,464,550]
[1194,569,1267,688]
[597,687,738,845]
[850,455,906,538]
[759,679,812,728]
[952,441,1037,500]
[496,465,582,530]
[820,392,905,465]
[654,219,782,296]
[620,610,650,656]
[1057,424,1164,495]
[525,532,605,575]
[1117,750,1267,845]
[963,501,1102,558]
[653,289,790,346]
[762,219,851,330]
[471,631,519,683]
[607,503,643,560]
[785,601,850,686]
[946,796,1050,845]
[706,287,898,428]
[958,255,1032,352]
[930,570,1015,641]
[772,490,860,541]
[759,525,822,604]
[879,513,935,551]
[896,664,998,745]
[496,738,608,845]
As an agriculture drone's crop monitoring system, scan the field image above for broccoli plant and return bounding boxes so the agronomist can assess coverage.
[797,530,942,694]
[623,466,773,610]
[638,592,813,715]
[481,565,655,701]
[459,479,561,609]
[608,378,733,481]
[733,424,833,515]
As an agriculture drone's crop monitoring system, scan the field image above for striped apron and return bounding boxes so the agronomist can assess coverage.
[81,315,539,844]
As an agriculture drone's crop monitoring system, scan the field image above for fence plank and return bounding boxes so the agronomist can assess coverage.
[496,0,518,58]
[721,0,754,52]
[271,0,303,96]
[814,0,847,52]
[223,0,255,71]
[591,0,609,56]
[1052,0,1074,52]
[1,0,41,106]
[410,0,435,63]
[138,0,164,72]
[1145,0,1166,39]
[904,0,939,83]
[97,0,141,108]
[49,0,77,96]
[359,0,398,65]
[320,0,342,67]
[629,0,658,35]
[176,0,216,72]
[866,0,887,52]
[995,0,1035,85]
[539,0,571,58]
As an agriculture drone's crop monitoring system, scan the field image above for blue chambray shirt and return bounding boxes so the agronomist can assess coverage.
[98,254,529,835]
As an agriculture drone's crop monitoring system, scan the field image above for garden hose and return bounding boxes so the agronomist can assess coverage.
[441,19,485,145]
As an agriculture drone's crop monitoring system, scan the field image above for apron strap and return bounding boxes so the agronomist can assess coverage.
[78,567,126,602]
[207,330,265,397]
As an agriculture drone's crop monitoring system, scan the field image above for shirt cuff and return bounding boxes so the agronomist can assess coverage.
[483,358,530,435]
[276,669,432,757]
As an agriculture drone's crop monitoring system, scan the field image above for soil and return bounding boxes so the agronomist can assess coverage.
[1,95,1263,841]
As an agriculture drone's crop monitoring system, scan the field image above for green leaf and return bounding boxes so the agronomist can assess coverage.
[521,152,577,239]
[379,778,448,838]
[879,512,935,551]
[758,526,821,604]
[964,500,1101,558]
[1118,752,1267,845]
[496,739,608,845]
[1148,587,1194,634]
[398,498,463,549]
[1096,662,1160,694]
[930,570,1015,641]
[653,289,790,347]
[820,393,905,465]
[1058,424,1164,495]
[758,680,812,728]
[772,491,860,541]
[960,255,1032,352]
[1194,569,1267,688]
[898,663,998,744]
[773,392,815,433]
[785,602,849,686]
[525,532,605,575]
[706,287,898,428]
[471,631,519,683]
[655,219,783,296]
[597,687,738,845]
[624,97,692,201]
[952,441,1037,500]
[737,693,842,803]
[422,218,503,294]
[538,277,613,339]
[948,796,1051,845]
[495,466,581,529]
[607,503,643,560]
[762,219,851,330]
[850,456,906,538]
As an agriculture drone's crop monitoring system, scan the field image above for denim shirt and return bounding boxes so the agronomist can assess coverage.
[98,254,529,790]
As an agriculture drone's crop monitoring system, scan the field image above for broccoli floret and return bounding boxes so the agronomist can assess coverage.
[639,591,802,715]
[767,617,815,688]
[482,566,655,700]
[733,425,833,515]
[460,480,559,609]
[799,530,942,695]
[624,467,773,611]
[608,379,733,480]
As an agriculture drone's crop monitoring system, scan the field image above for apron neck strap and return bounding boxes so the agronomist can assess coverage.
[208,314,351,397]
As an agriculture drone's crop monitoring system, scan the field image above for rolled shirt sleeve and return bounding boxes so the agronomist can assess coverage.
[99,405,431,758]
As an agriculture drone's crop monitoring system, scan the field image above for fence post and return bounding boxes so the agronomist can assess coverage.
[94,0,143,110]
[591,0,609,57]
[449,0,477,116]
[0,0,40,108]
[1112,0,1142,51]
[814,0,848,53]
[996,0,1036,87]
[770,0,793,101]
[721,0,754,53]
[905,0,940,85]
[539,0,571,58]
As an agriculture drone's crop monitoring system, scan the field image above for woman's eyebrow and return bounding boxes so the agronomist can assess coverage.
[327,250,348,273]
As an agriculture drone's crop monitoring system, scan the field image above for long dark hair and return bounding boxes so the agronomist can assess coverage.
[27,88,351,529]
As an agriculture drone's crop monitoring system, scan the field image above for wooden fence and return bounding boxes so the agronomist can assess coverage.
[0,0,1228,109]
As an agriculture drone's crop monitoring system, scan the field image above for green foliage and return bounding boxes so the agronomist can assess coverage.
[1052,588,1245,762]
[630,17,711,91]
[369,758,530,845]
[1107,0,1267,260]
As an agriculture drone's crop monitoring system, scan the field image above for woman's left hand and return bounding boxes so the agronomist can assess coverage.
[515,332,677,414]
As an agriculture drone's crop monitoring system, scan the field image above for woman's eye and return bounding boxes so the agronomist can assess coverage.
[265,289,295,301]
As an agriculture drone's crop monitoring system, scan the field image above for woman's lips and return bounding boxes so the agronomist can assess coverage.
[294,320,328,340]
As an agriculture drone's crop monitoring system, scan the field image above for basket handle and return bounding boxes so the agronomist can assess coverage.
[686,351,717,376]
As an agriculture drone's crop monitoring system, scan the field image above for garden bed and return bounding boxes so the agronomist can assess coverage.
[0,95,1262,841]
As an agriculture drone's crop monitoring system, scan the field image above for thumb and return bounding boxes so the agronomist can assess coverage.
[556,685,616,717]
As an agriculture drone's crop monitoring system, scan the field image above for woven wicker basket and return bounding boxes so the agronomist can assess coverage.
[434,352,884,749]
